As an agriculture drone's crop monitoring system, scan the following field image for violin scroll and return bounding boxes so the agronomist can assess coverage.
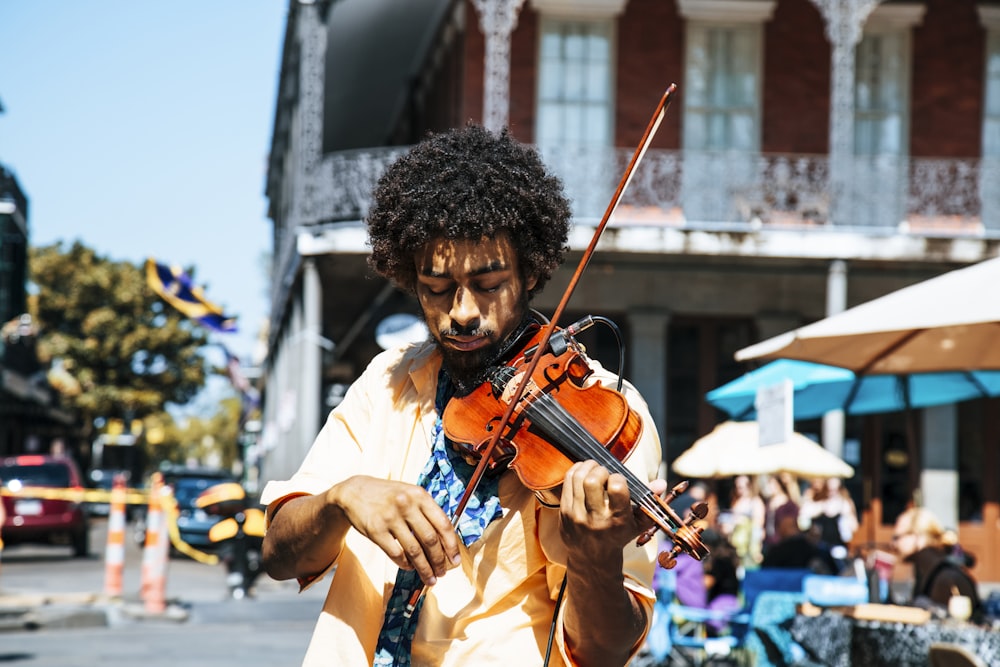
[635,480,710,568]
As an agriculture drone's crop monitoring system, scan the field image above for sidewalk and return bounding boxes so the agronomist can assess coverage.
[0,564,318,633]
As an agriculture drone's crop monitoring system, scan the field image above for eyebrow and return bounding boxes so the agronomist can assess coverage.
[419,260,509,279]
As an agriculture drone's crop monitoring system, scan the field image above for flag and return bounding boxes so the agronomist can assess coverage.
[218,343,261,415]
[219,344,251,395]
[145,258,238,333]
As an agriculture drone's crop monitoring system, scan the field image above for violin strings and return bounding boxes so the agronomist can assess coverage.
[525,393,675,527]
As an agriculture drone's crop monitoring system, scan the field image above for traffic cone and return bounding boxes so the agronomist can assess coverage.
[141,471,168,613]
[103,473,127,598]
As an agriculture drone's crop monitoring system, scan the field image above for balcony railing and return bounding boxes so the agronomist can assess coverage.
[311,147,1000,238]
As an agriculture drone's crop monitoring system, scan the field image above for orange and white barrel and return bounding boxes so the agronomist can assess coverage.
[140,472,168,613]
[103,473,128,597]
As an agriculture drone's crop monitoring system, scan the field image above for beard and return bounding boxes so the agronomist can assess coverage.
[432,294,533,397]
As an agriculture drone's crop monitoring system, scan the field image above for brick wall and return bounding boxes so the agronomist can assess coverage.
[911,0,986,158]
[457,0,989,158]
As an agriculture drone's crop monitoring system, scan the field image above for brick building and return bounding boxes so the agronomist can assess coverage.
[260,0,1000,580]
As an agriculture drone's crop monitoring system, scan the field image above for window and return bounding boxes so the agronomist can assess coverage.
[683,23,761,152]
[854,31,908,156]
[982,20,1000,230]
[680,22,763,222]
[982,19,1000,159]
[536,18,613,148]
[849,9,920,228]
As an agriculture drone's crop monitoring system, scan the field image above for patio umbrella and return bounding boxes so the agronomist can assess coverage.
[733,255,1000,494]
[671,421,854,479]
[734,255,1000,373]
[706,359,1000,421]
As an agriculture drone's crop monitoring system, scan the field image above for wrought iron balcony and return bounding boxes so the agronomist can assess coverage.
[305,146,999,238]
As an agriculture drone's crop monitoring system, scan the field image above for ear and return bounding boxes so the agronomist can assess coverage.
[525,274,539,293]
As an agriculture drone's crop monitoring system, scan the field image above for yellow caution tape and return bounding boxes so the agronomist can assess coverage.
[158,491,220,565]
[0,486,149,505]
[1,485,223,566]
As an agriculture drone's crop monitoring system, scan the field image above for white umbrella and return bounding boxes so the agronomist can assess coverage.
[672,421,854,480]
[735,255,1000,373]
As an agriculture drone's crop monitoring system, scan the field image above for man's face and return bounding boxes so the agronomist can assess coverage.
[414,234,537,395]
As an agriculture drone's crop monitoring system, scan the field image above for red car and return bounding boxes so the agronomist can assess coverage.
[0,454,90,557]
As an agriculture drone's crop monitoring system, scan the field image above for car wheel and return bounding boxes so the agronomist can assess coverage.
[72,524,90,557]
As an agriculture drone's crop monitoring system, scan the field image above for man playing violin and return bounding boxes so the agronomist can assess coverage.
[260,124,666,667]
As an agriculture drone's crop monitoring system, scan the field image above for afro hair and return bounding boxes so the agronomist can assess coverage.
[366,124,571,297]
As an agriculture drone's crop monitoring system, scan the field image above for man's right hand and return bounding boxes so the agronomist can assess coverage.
[329,476,463,585]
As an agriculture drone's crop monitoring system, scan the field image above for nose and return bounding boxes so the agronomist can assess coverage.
[450,287,480,329]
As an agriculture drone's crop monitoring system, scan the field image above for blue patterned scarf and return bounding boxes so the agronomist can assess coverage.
[373,371,503,666]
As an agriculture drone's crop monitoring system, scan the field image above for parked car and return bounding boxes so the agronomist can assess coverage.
[0,454,90,557]
[134,466,238,553]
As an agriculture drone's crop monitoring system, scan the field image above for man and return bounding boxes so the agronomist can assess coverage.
[260,125,665,667]
[891,506,981,620]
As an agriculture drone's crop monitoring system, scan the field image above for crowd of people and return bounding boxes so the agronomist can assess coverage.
[664,472,987,624]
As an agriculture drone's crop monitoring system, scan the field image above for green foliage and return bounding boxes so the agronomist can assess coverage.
[142,397,242,472]
[29,241,209,425]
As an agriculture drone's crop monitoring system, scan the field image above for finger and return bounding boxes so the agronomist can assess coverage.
[396,505,463,585]
[390,524,439,585]
[421,499,463,568]
[605,472,632,514]
[580,464,611,514]
[648,478,668,497]
[561,461,597,514]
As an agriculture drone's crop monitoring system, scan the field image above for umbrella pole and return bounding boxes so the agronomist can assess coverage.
[901,376,921,502]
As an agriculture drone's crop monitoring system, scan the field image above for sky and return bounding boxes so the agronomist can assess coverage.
[0,1,288,371]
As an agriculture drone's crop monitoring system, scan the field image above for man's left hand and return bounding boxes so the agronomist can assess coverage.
[558,460,662,560]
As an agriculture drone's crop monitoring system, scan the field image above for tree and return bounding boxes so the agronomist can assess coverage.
[141,396,243,472]
[29,241,209,430]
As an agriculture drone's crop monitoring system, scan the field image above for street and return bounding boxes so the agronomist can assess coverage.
[0,517,327,667]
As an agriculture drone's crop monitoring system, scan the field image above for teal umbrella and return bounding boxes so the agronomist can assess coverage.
[706,358,1000,421]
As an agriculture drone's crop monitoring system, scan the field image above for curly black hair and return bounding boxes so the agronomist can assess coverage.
[366,124,571,297]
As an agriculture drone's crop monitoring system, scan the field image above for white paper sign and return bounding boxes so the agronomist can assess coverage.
[756,379,793,447]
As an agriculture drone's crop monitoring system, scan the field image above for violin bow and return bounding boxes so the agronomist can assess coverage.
[405,84,678,618]
[451,83,677,525]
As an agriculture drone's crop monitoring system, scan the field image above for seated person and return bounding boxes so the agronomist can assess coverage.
[658,529,741,636]
[761,515,838,574]
[892,507,983,621]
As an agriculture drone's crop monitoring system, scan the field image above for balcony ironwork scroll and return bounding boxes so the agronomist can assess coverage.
[306,146,995,237]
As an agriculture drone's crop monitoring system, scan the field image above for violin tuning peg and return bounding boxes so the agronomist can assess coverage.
[657,548,679,570]
[689,502,709,522]
[635,526,658,547]
[661,481,688,505]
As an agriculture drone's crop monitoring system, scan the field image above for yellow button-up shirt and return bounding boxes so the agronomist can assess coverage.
[261,340,662,667]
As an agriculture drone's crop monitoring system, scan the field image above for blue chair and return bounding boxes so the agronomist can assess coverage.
[802,574,869,607]
[646,560,752,666]
[737,568,812,667]
[741,567,812,610]
[665,601,751,666]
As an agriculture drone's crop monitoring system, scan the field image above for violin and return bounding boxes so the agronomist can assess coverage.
[443,320,709,569]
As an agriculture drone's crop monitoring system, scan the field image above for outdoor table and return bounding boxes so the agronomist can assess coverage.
[787,606,1000,667]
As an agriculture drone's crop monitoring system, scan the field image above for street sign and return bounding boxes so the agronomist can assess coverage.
[755,379,793,447]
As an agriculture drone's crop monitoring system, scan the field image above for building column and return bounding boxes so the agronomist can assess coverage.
[298,258,324,458]
[628,309,670,465]
[823,259,848,458]
[470,0,526,131]
[809,0,883,225]
[921,404,959,529]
